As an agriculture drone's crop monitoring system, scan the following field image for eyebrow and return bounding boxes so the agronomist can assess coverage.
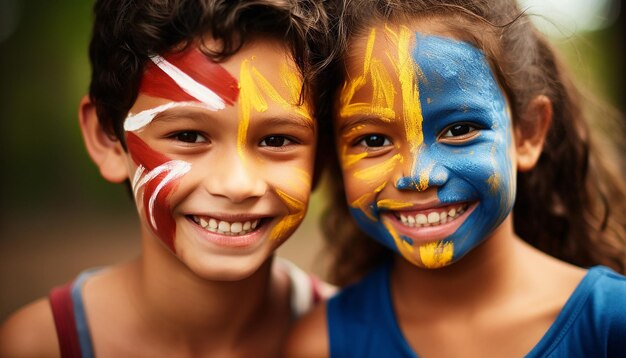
[151,107,315,131]
[337,115,392,133]
[150,107,209,124]
[259,115,316,132]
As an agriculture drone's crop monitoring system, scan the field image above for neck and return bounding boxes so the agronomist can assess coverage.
[128,226,282,347]
[391,217,527,317]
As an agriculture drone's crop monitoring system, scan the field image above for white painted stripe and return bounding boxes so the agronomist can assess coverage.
[124,101,217,132]
[131,165,146,198]
[147,160,191,230]
[133,163,171,204]
[151,55,225,110]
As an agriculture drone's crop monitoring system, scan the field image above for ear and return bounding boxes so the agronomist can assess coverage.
[78,95,129,183]
[515,95,552,172]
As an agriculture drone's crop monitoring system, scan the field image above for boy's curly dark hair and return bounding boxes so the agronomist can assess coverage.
[88,0,329,142]
[316,0,626,285]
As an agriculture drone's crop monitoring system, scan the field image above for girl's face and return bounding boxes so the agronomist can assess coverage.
[336,24,516,268]
[124,39,316,280]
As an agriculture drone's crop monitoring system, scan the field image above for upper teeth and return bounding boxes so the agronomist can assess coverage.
[192,216,259,236]
[398,204,467,227]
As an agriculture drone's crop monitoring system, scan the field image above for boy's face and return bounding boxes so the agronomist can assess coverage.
[335,24,516,268]
[124,39,315,279]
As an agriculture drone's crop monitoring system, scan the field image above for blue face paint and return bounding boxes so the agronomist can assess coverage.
[338,28,515,268]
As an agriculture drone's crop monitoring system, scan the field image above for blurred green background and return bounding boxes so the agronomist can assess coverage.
[0,0,624,320]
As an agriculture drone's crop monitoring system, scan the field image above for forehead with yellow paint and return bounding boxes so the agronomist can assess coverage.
[335,24,516,268]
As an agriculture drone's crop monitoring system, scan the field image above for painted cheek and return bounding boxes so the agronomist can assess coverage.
[267,166,312,242]
[269,188,307,242]
[127,132,191,252]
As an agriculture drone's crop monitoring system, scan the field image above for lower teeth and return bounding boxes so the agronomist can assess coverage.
[206,227,253,236]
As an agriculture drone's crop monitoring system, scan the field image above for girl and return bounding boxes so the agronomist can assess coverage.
[286,0,626,356]
[0,0,332,357]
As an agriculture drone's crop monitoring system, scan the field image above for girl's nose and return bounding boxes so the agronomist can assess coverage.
[204,152,267,203]
[395,152,449,191]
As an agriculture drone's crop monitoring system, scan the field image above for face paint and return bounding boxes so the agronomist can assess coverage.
[126,132,191,251]
[124,47,239,252]
[237,58,313,242]
[337,26,515,268]
[140,47,239,107]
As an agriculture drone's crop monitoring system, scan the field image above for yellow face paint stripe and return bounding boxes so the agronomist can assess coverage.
[293,168,312,188]
[353,154,402,185]
[280,64,314,122]
[417,161,434,191]
[350,182,386,221]
[382,217,419,266]
[340,144,369,169]
[376,199,414,210]
[340,28,397,121]
[419,241,454,268]
[340,103,396,122]
[237,59,258,159]
[238,57,311,160]
[252,66,312,122]
[393,26,424,157]
[339,28,376,119]
[270,189,306,241]
[369,59,396,119]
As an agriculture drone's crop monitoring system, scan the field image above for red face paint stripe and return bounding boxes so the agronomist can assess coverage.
[126,133,181,252]
[126,132,170,170]
[139,63,199,103]
[138,47,240,105]
[143,174,177,252]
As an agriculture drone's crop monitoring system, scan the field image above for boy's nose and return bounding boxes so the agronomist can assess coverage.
[204,152,267,203]
[395,152,448,191]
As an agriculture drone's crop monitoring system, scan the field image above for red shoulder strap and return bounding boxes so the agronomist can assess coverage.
[49,282,82,358]
[310,275,323,305]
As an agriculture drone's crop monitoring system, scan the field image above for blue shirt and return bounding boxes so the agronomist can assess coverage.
[327,263,626,357]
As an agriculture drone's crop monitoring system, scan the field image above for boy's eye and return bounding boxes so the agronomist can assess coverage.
[260,135,293,147]
[440,123,481,141]
[173,131,207,143]
[357,134,391,148]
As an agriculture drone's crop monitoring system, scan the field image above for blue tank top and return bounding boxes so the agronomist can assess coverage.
[327,262,626,357]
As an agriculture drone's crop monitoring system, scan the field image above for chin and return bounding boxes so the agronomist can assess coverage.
[181,249,273,282]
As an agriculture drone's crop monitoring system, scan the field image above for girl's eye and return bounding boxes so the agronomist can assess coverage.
[357,134,391,148]
[173,131,207,143]
[440,124,480,139]
[260,135,293,147]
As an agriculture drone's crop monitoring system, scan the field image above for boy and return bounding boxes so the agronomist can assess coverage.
[0,0,329,356]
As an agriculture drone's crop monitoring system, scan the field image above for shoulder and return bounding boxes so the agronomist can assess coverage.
[0,298,59,357]
[585,266,626,317]
[283,302,329,358]
[274,257,337,318]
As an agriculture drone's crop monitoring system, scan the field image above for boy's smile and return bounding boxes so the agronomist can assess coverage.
[123,39,315,279]
[336,25,516,269]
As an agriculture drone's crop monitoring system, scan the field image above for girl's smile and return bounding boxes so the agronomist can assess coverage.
[381,201,475,244]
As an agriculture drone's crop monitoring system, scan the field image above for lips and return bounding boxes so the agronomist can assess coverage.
[382,201,476,244]
[185,213,271,249]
